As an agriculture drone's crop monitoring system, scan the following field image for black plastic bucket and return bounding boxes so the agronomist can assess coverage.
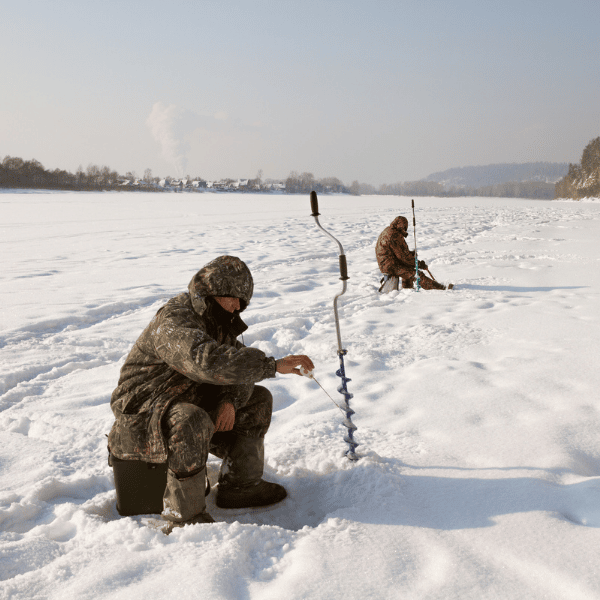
[109,453,167,516]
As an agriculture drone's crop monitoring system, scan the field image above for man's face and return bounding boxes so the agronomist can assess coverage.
[214,296,241,313]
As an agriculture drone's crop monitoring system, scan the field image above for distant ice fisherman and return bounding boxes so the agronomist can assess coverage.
[376,216,449,291]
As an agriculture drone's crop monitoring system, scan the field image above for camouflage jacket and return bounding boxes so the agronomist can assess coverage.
[375,216,416,277]
[107,256,277,463]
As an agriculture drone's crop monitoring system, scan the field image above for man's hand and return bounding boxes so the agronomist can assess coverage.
[215,402,235,432]
[276,354,315,376]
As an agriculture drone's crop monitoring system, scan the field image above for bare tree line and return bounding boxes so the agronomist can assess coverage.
[3,153,585,199]
[0,156,160,191]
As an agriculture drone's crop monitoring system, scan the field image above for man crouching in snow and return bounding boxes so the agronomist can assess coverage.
[108,255,314,532]
[376,216,447,290]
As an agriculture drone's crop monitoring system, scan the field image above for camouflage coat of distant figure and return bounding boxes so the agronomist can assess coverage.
[375,216,444,289]
[107,255,277,465]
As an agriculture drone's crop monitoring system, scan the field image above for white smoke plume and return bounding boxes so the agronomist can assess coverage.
[146,102,196,177]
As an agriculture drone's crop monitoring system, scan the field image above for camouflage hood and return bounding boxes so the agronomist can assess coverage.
[391,216,409,237]
[189,255,254,315]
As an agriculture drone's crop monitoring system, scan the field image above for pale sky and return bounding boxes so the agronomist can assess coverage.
[2,0,599,185]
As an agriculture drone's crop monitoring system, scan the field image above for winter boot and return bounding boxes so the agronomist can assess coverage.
[162,468,214,534]
[379,274,399,293]
[216,436,287,509]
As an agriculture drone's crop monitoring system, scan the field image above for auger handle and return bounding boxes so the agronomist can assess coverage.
[310,191,348,281]
[310,190,320,216]
[309,190,348,352]
[411,198,418,253]
[338,255,349,281]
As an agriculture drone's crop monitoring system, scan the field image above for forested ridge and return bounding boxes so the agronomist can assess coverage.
[555,137,600,199]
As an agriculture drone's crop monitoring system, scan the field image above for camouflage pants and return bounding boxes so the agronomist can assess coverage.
[402,271,446,290]
[162,384,272,477]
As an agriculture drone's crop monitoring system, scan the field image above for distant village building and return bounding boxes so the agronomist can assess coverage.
[265,181,285,192]
[153,177,285,193]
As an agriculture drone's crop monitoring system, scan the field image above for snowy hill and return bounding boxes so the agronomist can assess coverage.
[423,162,568,189]
[1,191,600,599]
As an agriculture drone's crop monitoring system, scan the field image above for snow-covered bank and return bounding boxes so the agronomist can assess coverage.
[2,192,600,599]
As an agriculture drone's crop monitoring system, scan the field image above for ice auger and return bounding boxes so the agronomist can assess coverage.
[412,199,421,292]
[309,191,358,461]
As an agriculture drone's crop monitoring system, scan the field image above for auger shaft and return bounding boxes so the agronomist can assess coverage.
[411,198,421,291]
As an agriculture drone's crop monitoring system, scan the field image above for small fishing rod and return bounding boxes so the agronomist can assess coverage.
[300,367,346,415]
[411,199,421,291]
[309,191,359,461]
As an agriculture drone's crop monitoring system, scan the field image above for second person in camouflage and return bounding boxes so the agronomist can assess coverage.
[108,255,314,532]
[375,216,447,290]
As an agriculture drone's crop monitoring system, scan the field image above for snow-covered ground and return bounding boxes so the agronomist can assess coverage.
[1,191,600,599]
